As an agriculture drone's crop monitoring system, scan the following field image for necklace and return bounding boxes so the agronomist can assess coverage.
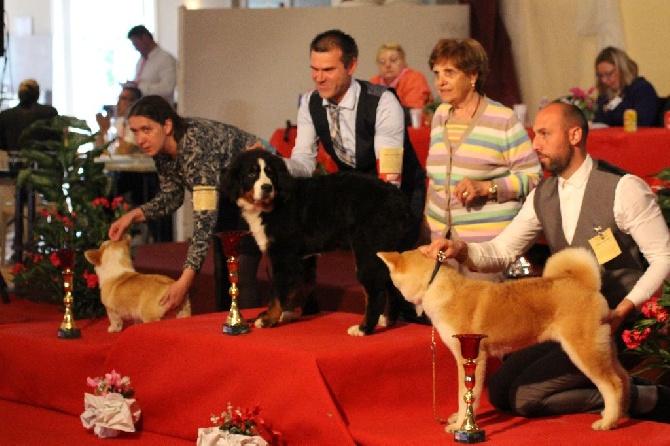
[450,93,481,121]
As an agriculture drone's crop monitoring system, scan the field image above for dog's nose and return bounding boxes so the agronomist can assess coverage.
[260,183,274,197]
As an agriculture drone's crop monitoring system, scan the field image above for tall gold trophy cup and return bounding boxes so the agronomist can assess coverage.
[219,231,250,335]
[57,249,81,339]
[453,334,487,443]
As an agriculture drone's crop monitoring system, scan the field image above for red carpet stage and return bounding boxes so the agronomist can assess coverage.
[2,295,670,445]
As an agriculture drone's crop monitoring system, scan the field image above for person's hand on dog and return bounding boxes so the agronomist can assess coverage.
[604,298,636,333]
[160,269,195,310]
[108,208,146,241]
[245,141,265,151]
[419,239,467,263]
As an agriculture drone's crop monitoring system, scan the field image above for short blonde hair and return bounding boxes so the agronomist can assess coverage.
[376,43,406,64]
[595,46,638,96]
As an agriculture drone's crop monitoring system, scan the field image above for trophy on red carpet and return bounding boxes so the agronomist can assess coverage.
[57,249,81,339]
[219,230,251,335]
[453,334,487,443]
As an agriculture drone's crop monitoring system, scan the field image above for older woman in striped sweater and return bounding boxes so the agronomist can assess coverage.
[425,38,541,281]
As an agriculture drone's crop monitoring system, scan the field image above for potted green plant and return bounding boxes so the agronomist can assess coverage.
[11,115,127,318]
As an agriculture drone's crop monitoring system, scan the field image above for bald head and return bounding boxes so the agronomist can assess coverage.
[532,101,589,179]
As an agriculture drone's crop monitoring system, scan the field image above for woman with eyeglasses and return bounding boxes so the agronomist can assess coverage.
[593,46,660,127]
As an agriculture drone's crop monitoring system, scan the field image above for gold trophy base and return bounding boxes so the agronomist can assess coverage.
[454,429,485,443]
[222,322,250,335]
[57,327,81,339]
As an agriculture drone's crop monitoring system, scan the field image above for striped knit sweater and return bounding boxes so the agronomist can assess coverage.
[425,98,541,243]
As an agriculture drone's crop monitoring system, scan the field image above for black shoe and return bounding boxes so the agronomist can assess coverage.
[639,384,670,423]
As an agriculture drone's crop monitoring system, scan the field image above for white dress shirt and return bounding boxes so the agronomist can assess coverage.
[135,46,176,103]
[468,155,670,307]
[285,79,405,177]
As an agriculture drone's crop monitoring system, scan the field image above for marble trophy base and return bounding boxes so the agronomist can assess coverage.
[454,428,485,443]
[222,322,250,335]
[57,327,81,339]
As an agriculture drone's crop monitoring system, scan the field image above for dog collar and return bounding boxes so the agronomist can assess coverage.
[427,259,441,287]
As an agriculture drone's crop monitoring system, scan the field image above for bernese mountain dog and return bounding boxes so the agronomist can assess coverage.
[222,148,415,335]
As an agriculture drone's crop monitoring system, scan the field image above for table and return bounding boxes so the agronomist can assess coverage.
[584,127,670,177]
[270,125,670,179]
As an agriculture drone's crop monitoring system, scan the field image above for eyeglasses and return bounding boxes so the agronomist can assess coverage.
[597,68,617,80]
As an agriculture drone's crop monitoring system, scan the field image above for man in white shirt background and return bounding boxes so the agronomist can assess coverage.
[126,25,176,104]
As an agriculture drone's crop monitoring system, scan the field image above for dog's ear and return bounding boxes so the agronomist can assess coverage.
[84,249,101,266]
[377,252,400,271]
[271,154,294,200]
[221,151,246,201]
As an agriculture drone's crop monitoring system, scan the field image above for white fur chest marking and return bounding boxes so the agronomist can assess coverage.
[244,208,268,252]
[253,158,273,201]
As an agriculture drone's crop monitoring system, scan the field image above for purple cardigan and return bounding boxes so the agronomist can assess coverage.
[593,76,660,127]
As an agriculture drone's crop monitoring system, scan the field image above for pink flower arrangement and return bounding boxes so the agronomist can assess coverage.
[562,86,597,121]
[86,370,135,398]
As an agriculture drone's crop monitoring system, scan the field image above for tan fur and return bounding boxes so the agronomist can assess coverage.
[378,247,628,431]
[84,235,191,332]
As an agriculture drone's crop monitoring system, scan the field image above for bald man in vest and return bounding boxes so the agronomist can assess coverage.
[421,101,670,423]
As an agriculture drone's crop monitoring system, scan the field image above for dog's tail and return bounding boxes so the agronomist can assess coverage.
[542,247,601,292]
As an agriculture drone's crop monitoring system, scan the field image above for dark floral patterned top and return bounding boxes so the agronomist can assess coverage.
[139,117,263,272]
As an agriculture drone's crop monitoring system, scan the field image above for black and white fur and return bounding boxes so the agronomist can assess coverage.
[222,149,415,335]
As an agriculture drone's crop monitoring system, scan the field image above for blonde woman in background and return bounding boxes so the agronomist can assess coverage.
[593,46,659,127]
[369,42,433,112]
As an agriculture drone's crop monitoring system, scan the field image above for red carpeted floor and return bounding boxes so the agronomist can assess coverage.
[2,294,670,445]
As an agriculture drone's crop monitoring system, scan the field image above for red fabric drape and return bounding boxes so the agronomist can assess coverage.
[462,0,522,108]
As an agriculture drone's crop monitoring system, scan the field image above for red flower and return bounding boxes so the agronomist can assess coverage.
[111,196,124,210]
[83,270,99,289]
[92,197,110,208]
[11,263,26,274]
[641,296,669,322]
[622,327,652,349]
[50,252,61,267]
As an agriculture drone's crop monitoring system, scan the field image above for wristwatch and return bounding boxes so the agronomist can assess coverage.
[488,183,498,201]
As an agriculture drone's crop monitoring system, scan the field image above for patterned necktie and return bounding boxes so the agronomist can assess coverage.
[328,104,355,167]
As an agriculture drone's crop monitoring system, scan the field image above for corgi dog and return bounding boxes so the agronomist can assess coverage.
[84,235,191,332]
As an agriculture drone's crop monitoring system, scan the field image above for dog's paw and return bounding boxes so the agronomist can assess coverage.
[447,412,459,425]
[347,325,366,336]
[445,421,461,433]
[107,325,122,333]
[279,310,301,323]
[378,314,388,327]
[591,418,618,430]
[254,318,265,329]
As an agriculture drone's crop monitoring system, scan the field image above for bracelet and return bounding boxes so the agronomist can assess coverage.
[488,183,498,202]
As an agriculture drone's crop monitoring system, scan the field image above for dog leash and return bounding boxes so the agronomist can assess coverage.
[431,326,449,424]
[429,228,450,424]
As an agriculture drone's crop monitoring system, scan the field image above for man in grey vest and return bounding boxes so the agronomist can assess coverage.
[421,101,670,422]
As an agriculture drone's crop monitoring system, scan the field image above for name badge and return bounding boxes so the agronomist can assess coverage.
[588,227,621,265]
[605,96,622,111]
[193,185,218,211]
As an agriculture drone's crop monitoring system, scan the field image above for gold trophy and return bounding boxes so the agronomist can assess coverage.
[219,230,251,335]
[453,334,487,443]
[57,249,81,339]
